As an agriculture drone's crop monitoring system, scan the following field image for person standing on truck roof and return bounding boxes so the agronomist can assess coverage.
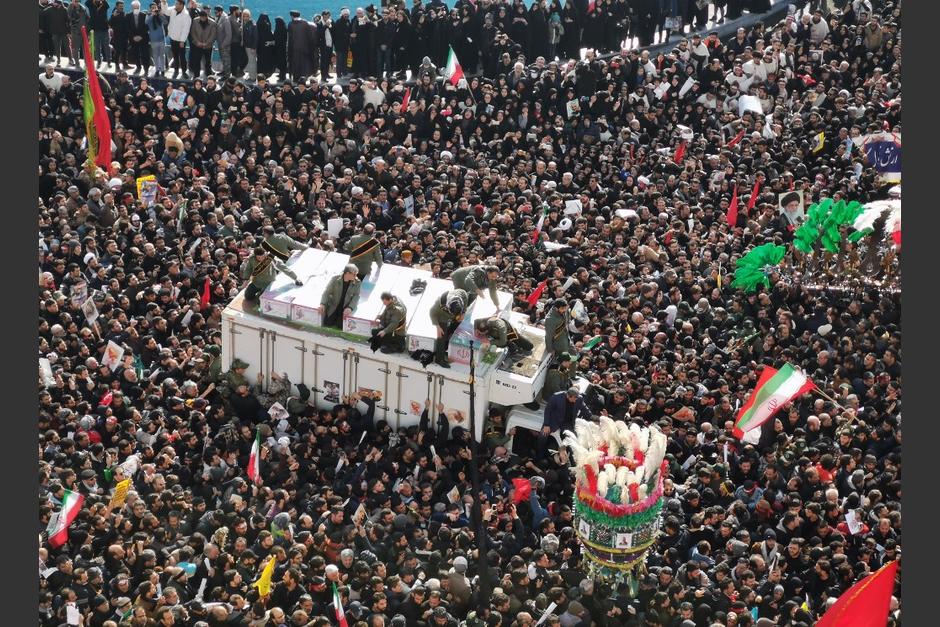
[474,317,534,360]
[322,264,362,329]
[429,288,468,369]
[343,223,383,280]
[372,291,407,354]
[451,264,500,306]
[542,298,572,357]
[240,246,302,303]
[261,225,308,262]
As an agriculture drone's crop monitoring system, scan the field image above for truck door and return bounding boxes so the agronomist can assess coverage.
[349,351,393,423]
[394,365,434,431]
[311,344,353,409]
[434,372,487,441]
[266,330,307,394]
[226,320,266,384]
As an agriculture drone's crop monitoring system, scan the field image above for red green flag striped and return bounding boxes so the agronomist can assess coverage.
[81,27,112,169]
[733,363,814,439]
[47,489,84,548]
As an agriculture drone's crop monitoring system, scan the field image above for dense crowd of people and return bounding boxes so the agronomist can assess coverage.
[38,0,902,626]
[39,0,775,82]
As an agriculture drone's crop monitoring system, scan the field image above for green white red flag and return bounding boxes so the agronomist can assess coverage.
[531,205,549,243]
[733,363,814,439]
[333,582,349,627]
[816,560,898,627]
[444,46,465,86]
[47,489,84,548]
[582,335,605,351]
[247,429,261,484]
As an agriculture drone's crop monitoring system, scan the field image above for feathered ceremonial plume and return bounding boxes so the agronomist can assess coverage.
[731,243,787,292]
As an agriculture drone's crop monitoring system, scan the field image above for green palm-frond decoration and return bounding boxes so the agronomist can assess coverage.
[793,198,831,253]
[731,243,787,293]
[793,198,865,253]
[819,199,865,253]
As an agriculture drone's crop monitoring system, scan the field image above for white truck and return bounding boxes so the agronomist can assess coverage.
[221,248,561,441]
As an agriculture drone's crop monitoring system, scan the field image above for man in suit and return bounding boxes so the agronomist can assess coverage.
[126,1,150,75]
[317,10,335,81]
[539,387,590,460]
[322,265,362,329]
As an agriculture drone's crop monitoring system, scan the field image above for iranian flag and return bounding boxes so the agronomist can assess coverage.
[531,205,549,243]
[333,582,349,627]
[444,46,465,86]
[247,429,261,484]
[47,489,84,548]
[733,364,815,439]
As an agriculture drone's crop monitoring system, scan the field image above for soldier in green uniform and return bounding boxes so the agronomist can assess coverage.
[219,358,250,402]
[261,225,309,261]
[240,247,302,302]
[372,291,408,354]
[474,316,534,358]
[543,298,572,357]
[451,264,500,306]
[322,264,362,329]
[201,345,223,386]
[343,223,383,280]
[429,288,468,368]
[542,352,577,401]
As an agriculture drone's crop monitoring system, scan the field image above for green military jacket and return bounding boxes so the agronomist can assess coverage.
[322,274,362,315]
[451,265,498,302]
[240,255,297,290]
[542,361,578,400]
[429,289,469,328]
[263,233,308,261]
[343,232,383,276]
[378,296,408,336]
[219,369,249,399]
[543,307,572,355]
[480,318,516,347]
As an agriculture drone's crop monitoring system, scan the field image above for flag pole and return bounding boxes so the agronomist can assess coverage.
[810,384,849,414]
[466,339,491,610]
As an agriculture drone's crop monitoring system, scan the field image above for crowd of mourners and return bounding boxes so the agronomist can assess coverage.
[38,0,902,625]
[40,0,774,83]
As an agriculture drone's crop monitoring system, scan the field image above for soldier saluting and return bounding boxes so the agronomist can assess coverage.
[240,247,302,303]
[261,225,308,261]
[429,288,468,369]
[371,291,408,354]
[343,223,383,280]
[451,264,500,306]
